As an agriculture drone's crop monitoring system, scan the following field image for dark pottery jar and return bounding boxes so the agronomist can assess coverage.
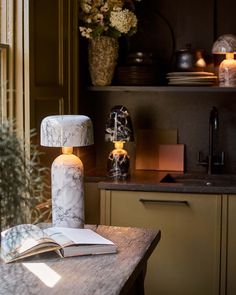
[175,48,206,71]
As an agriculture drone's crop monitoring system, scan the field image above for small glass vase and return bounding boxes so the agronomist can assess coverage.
[88,36,119,86]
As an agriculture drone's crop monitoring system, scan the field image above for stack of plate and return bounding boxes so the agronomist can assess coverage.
[116,66,158,86]
[167,72,218,86]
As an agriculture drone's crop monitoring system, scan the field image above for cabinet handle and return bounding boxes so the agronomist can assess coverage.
[139,198,189,206]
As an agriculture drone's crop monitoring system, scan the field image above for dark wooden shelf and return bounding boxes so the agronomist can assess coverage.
[88,86,236,93]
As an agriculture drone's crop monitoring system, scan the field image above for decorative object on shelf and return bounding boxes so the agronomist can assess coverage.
[212,34,236,87]
[79,0,140,86]
[40,115,94,228]
[116,51,158,85]
[88,36,119,86]
[166,71,217,86]
[105,105,134,180]
[174,46,206,72]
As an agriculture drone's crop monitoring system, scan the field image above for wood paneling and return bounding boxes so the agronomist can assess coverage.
[30,0,79,133]
[216,0,236,37]
[29,0,80,173]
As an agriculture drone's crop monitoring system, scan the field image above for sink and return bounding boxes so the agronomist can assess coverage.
[160,173,236,186]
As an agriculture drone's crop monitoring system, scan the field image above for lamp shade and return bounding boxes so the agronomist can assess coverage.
[41,115,94,147]
[105,105,134,142]
[212,34,236,54]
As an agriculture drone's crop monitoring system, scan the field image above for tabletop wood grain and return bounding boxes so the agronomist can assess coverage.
[0,225,161,295]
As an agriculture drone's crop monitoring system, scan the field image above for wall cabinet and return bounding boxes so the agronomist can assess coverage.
[100,190,221,295]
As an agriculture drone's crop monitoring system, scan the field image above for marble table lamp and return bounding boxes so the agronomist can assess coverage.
[40,115,94,228]
[212,34,236,87]
[105,105,134,180]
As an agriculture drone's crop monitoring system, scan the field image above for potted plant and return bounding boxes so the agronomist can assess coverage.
[0,119,46,240]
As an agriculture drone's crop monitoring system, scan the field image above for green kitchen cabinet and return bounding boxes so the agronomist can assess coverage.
[100,190,221,295]
[224,194,236,295]
[84,182,100,224]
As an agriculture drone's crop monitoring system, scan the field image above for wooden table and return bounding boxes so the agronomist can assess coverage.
[0,225,161,295]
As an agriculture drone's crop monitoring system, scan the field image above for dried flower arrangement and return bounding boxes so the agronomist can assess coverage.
[79,0,141,39]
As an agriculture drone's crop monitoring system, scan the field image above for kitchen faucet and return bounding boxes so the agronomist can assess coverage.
[198,106,224,174]
[208,106,218,174]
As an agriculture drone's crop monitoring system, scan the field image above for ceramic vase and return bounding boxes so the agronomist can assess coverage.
[88,36,119,86]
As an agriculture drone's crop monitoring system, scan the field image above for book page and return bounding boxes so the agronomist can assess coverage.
[44,227,115,247]
[1,224,58,263]
[43,228,74,247]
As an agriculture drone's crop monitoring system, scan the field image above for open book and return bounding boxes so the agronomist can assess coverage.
[0,224,117,263]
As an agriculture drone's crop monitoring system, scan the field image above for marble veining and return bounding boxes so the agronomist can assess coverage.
[105,105,134,142]
[212,34,236,53]
[219,59,236,87]
[0,225,161,295]
[107,151,130,179]
[97,170,236,194]
[52,154,84,228]
[41,115,94,147]
[40,115,94,229]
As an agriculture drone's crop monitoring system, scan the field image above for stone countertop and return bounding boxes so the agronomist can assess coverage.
[0,225,160,295]
[95,170,236,194]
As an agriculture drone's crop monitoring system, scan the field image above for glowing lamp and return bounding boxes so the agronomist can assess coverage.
[212,34,236,87]
[105,105,134,180]
[40,115,94,228]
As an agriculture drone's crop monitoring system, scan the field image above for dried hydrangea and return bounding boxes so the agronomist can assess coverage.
[110,9,137,34]
[79,0,140,39]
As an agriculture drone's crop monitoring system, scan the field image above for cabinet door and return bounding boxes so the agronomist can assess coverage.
[29,0,78,168]
[101,190,221,295]
[84,182,100,224]
[226,195,236,295]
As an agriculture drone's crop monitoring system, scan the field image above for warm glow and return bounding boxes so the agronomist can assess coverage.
[219,54,236,87]
[195,57,206,68]
[62,147,73,154]
[226,52,234,60]
[111,141,127,156]
[23,263,61,288]
[114,141,124,149]
[53,153,82,166]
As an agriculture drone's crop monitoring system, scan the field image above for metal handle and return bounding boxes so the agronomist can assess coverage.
[139,198,189,206]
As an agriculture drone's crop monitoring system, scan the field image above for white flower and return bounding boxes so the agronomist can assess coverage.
[100,3,109,12]
[94,13,104,24]
[85,17,92,23]
[113,6,122,12]
[81,3,92,13]
[110,9,137,34]
[79,0,140,38]
[79,27,93,39]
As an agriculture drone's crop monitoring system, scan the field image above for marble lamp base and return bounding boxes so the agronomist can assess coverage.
[51,153,84,228]
[219,58,236,87]
[107,150,130,180]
